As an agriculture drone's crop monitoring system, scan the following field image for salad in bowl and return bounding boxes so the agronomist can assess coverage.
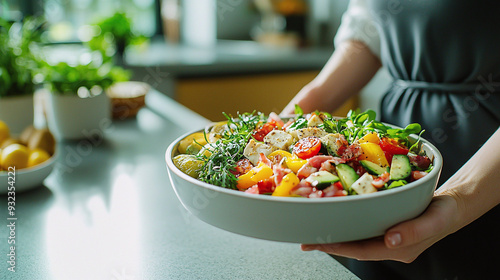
[165,107,442,243]
[172,107,433,198]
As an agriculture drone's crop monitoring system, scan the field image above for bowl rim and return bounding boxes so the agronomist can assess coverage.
[166,125,443,204]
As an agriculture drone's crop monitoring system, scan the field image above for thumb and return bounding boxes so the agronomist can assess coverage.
[385,196,456,249]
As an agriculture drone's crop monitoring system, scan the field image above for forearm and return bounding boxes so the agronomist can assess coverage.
[282,40,381,115]
[436,128,500,234]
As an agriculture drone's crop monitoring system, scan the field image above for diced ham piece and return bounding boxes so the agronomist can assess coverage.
[322,185,337,197]
[259,153,273,167]
[307,155,335,169]
[322,183,347,197]
[308,191,324,198]
[273,165,291,186]
[319,160,336,173]
[336,134,349,147]
[245,185,259,194]
[411,171,428,181]
[319,157,346,173]
[291,180,314,197]
[372,172,390,188]
[296,164,318,179]
[341,143,363,161]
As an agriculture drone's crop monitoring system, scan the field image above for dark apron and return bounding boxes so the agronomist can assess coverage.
[346,1,500,279]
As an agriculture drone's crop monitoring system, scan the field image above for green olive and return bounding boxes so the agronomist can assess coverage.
[173,154,204,178]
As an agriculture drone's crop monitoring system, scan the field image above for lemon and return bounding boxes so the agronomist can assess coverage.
[28,148,51,168]
[0,121,9,144]
[1,144,29,170]
[1,138,20,149]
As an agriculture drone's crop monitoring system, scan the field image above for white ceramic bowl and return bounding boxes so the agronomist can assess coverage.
[166,128,442,244]
[0,155,56,194]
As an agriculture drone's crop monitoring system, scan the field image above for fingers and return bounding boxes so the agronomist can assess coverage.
[301,238,401,261]
[385,195,456,249]
[301,196,459,263]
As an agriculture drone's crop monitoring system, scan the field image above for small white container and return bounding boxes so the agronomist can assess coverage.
[46,91,111,141]
[0,94,35,134]
[181,0,216,47]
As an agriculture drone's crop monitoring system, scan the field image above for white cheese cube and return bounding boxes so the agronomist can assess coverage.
[351,173,377,195]
[320,133,343,156]
[264,130,294,150]
[307,114,323,127]
[243,139,278,165]
[291,127,328,140]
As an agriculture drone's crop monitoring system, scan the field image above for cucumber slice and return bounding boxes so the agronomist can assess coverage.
[360,160,388,175]
[336,164,359,190]
[390,154,412,180]
[305,171,340,190]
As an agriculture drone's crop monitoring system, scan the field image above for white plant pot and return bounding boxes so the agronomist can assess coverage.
[46,92,111,141]
[0,94,35,134]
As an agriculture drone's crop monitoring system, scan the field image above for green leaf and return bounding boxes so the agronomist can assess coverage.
[387,180,407,189]
[294,104,304,116]
[287,117,308,131]
[403,123,422,134]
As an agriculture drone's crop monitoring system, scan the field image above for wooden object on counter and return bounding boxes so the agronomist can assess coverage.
[176,70,359,121]
[107,81,150,119]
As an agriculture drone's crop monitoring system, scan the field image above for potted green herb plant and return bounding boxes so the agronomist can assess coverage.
[86,12,147,65]
[0,17,43,134]
[42,59,130,140]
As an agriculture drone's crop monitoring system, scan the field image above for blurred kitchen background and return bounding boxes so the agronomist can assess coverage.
[1,0,391,121]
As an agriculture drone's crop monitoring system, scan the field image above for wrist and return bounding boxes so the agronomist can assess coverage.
[432,191,463,236]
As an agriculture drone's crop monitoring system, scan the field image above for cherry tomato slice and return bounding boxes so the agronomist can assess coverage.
[293,136,322,159]
[252,120,279,142]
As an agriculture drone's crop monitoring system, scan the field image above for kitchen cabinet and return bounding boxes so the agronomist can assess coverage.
[176,70,358,121]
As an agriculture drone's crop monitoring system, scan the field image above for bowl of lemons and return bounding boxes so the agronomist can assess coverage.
[0,120,56,194]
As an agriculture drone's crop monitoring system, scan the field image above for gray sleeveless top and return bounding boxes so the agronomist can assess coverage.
[346,1,500,279]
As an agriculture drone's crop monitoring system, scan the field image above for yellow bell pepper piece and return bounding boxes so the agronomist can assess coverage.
[286,155,307,173]
[251,162,274,182]
[236,162,273,191]
[268,150,292,159]
[359,142,389,167]
[272,173,300,197]
[359,132,380,144]
[236,170,257,190]
[268,150,307,173]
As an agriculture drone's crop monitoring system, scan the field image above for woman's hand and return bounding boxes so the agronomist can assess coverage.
[301,194,459,263]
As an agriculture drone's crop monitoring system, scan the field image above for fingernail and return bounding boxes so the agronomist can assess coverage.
[387,232,402,247]
[301,245,316,251]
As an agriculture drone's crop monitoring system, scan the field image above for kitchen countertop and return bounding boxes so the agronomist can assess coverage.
[0,90,358,280]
